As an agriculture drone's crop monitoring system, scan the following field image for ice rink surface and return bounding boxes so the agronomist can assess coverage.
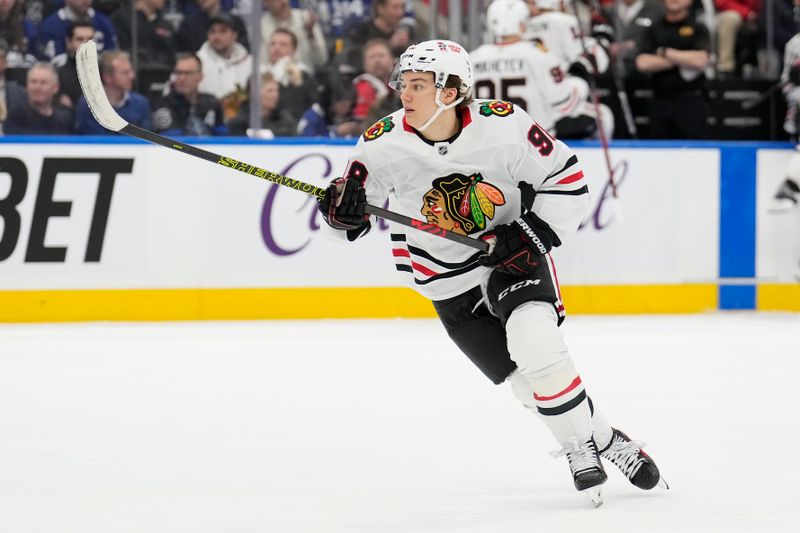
[1,312,798,533]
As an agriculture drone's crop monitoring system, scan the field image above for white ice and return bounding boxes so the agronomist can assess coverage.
[1,313,798,533]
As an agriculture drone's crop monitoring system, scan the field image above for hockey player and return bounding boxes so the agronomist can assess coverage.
[524,0,615,139]
[471,0,589,136]
[771,33,800,213]
[318,39,666,505]
[770,32,800,280]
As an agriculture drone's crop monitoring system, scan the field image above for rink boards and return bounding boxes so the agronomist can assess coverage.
[0,137,797,321]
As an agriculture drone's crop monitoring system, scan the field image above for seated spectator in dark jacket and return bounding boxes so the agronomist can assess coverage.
[111,0,176,69]
[176,0,248,53]
[4,62,74,133]
[297,80,361,138]
[52,21,95,110]
[76,50,151,133]
[264,28,318,121]
[35,0,118,60]
[151,53,228,135]
[0,39,26,133]
[228,74,296,137]
[343,0,413,62]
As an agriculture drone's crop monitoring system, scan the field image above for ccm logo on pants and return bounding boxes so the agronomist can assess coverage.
[498,279,541,301]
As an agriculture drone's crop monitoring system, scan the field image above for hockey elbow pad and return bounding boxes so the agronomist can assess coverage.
[318,177,370,231]
[478,210,561,275]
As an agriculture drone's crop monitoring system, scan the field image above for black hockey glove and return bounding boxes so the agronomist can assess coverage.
[478,211,561,276]
[318,177,369,231]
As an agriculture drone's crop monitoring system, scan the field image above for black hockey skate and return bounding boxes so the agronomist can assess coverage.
[769,178,800,213]
[599,428,668,490]
[551,438,607,507]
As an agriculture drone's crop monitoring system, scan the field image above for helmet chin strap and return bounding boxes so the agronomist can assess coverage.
[416,87,464,132]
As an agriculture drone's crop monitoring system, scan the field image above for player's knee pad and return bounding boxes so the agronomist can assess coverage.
[506,301,569,378]
[506,301,582,400]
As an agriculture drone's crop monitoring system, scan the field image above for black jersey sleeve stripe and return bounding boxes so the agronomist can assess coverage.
[406,245,483,269]
[390,233,407,241]
[536,185,589,196]
[395,264,413,273]
[543,154,579,183]
[413,261,483,285]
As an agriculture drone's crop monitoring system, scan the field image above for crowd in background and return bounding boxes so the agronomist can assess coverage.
[0,0,799,138]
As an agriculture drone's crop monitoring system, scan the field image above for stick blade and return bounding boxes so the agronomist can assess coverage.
[75,40,128,132]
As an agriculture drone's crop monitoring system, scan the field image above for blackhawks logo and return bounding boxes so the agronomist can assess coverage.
[479,100,514,117]
[363,117,395,141]
[420,173,506,236]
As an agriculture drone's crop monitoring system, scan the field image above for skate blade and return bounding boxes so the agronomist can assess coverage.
[585,486,603,508]
[657,476,670,490]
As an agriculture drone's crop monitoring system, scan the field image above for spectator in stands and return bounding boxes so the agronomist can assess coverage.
[635,0,710,139]
[176,0,248,53]
[151,52,228,135]
[297,79,361,137]
[0,39,26,133]
[260,0,327,71]
[52,21,94,109]
[228,74,296,137]
[35,0,117,61]
[351,38,392,121]
[4,62,74,133]
[316,0,415,54]
[602,0,665,77]
[265,28,318,121]
[197,13,251,105]
[1,0,38,66]
[23,0,56,27]
[75,50,150,133]
[713,0,759,77]
[761,0,800,61]
[112,0,176,69]
[343,0,413,60]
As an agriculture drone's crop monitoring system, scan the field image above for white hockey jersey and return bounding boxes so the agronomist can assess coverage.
[781,33,800,134]
[470,41,579,131]
[337,100,590,301]
[525,12,609,75]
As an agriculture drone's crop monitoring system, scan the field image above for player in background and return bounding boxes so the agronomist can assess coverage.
[771,32,800,280]
[774,32,800,213]
[471,0,592,138]
[524,0,614,139]
[318,39,667,506]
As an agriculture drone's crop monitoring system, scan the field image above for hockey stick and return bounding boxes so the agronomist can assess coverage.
[574,14,619,199]
[741,79,789,110]
[75,40,489,253]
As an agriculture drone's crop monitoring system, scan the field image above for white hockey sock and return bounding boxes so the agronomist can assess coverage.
[506,302,594,446]
[590,404,613,450]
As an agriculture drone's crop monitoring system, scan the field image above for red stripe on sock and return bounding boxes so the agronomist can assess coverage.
[533,376,582,401]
